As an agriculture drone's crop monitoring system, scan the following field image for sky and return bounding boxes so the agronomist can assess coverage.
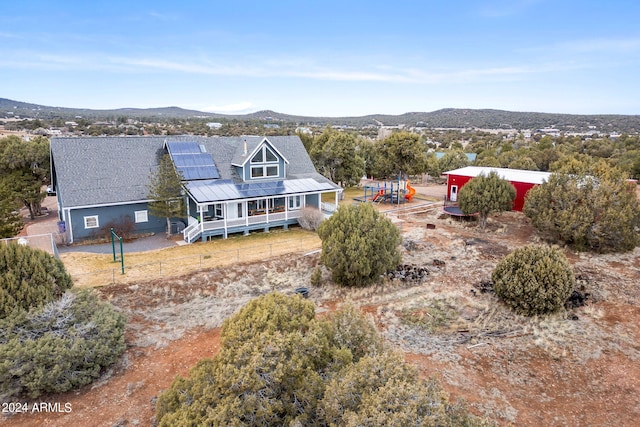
[1,0,640,117]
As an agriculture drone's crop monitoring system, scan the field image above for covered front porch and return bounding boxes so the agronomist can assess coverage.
[182,178,340,243]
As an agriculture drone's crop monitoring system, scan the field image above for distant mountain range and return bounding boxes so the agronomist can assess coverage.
[2,97,640,133]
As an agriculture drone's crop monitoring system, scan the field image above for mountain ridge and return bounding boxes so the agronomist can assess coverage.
[2,97,640,132]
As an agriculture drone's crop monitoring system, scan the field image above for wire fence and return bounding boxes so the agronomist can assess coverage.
[1,233,59,257]
[70,235,322,287]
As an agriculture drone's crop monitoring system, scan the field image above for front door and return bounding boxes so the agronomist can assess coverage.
[450,185,458,202]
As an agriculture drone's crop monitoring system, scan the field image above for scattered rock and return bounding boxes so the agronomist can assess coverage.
[388,264,430,282]
[473,280,494,294]
[402,239,423,251]
[565,290,591,309]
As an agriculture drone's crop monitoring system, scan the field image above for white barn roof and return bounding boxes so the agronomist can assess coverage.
[442,166,551,185]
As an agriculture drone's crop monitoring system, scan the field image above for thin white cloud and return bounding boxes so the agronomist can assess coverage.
[522,37,640,56]
[555,37,640,54]
[0,47,592,86]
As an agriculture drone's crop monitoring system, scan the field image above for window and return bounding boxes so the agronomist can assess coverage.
[249,145,280,179]
[251,166,264,178]
[289,195,302,210]
[266,165,278,177]
[265,149,277,162]
[135,210,148,223]
[84,215,99,229]
[215,204,223,218]
[237,203,243,218]
[251,146,278,164]
[251,164,279,179]
[251,150,264,163]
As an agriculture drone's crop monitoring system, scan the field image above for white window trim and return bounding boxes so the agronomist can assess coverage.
[134,210,149,223]
[289,195,302,210]
[251,164,279,179]
[250,146,279,164]
[84,215,99,229]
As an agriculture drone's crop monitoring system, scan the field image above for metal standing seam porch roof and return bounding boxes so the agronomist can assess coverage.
[185,178,337,204]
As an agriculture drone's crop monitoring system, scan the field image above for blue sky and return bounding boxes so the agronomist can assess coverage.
[2,0,640,116]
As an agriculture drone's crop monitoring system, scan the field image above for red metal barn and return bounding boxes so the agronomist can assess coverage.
[442,166,551,211]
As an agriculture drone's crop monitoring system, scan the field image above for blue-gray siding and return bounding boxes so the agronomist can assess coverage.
[63,202,168,242]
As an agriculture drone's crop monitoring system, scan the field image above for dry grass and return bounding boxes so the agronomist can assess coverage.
[62,228,321,288]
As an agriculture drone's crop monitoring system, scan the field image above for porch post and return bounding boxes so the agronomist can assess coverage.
[285,196,289,221]
[223,203,228,239]
[199,205,204,235]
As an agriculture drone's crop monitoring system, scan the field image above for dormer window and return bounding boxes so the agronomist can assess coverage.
[251,146,278,164]
[250,145,279,179]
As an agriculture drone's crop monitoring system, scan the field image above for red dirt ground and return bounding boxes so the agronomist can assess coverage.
[4,184,640,427]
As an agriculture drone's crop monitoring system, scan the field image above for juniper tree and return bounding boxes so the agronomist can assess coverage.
[492,245,574,316]
[0,244,125,399]
[0,290,126,399]
[0,135,50,219]
[155,293,493,426]
[0,243,73,319]
[317,203,401,287]
[524,162,640,252]
[457,171,517,229]
[0,181,23,238]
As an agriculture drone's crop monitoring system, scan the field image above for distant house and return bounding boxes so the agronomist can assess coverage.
[442,166,551,211]
[50,136,341,244]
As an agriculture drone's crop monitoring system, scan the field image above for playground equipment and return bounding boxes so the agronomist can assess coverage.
[360,179,415,204]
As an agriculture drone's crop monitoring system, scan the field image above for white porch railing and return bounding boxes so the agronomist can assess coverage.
[182,210,304,243]
[183,220,202,243]
[321,202,337,213]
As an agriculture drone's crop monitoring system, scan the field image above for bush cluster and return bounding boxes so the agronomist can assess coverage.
[492,245,574,316]
[156,292,493,426]
[0,291,126,399]
[0,244,126,400]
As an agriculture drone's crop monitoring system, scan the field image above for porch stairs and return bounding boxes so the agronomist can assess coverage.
[183,221,202,244]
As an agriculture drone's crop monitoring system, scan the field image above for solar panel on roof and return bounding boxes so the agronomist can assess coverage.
[167,141,201,154]
[166,142,220,180]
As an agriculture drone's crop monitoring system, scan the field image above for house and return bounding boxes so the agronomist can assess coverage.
[50,135,341,244]
[441,166,551,211]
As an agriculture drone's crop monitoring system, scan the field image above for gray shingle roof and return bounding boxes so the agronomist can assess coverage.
[51,135,337,209]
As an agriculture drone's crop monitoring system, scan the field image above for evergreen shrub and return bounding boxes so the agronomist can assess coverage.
[492,245,574,316]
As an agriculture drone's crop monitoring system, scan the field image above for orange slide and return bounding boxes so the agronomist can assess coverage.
[405,181,416,201]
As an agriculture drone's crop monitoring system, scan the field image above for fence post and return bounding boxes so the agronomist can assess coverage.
[159,261,162,275]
